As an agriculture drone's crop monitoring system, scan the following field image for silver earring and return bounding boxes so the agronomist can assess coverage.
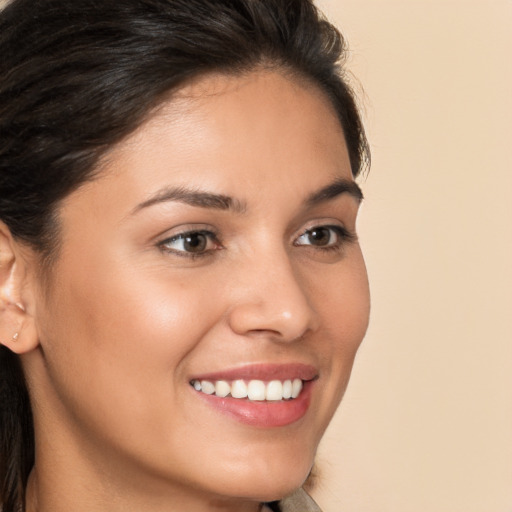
[12,332,19,341]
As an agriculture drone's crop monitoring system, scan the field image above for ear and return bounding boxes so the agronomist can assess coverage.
[0,222,39,354]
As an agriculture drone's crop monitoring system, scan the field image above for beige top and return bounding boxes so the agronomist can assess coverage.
[265,488,322,512]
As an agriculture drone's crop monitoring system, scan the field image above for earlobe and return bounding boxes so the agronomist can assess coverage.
[0,222,39,354]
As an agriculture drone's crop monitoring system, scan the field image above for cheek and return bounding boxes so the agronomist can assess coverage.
[36,253,224,436]
[313,247,370,348]
[312,252,370,416]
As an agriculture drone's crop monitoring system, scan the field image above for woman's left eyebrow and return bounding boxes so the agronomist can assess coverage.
[305,178,363,206]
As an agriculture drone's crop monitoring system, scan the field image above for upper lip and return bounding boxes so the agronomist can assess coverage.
[190,363,318,383]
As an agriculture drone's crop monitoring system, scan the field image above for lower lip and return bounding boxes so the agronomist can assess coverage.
[193,380,314,427]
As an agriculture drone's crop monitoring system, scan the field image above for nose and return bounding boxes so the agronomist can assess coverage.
[227,249,318,342]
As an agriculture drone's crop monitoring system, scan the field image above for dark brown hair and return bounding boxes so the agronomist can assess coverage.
[0,0,369,509]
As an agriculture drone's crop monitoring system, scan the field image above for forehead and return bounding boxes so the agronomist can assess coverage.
[100,70,350,183]
[64,70,353,226]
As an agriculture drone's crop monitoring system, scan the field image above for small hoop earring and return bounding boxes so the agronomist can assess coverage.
[12,332,19,341]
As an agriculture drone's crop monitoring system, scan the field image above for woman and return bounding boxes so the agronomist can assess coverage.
[0,0,370,511]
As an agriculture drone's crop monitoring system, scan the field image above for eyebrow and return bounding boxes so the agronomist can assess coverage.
[131,186,247,215]
[306,178,364,206]
[131,178,363,215]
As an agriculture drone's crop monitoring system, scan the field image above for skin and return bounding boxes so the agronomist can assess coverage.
[0,70,370,512]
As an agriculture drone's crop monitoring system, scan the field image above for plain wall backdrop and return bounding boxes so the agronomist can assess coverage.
[313,1,512,511]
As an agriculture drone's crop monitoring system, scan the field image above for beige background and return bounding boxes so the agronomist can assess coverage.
[1,0,510,510]
[313,1,512,511]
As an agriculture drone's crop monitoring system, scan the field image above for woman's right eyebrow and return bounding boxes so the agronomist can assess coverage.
[130,186,247,215]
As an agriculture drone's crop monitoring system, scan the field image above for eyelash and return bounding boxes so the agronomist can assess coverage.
[294,225,357,252]
[157,225,356,259]
[158,229,221,260]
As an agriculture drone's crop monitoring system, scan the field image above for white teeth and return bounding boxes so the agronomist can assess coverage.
[215,380,230,398]
[231,379,248,398]
[247,380,266,401]
[282,379,292,399]
[266,380,283,401]
[291,378,303,398]
[200,380,215,395]
[191,378,305,401]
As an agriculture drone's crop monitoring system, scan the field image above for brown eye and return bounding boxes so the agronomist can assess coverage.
[306,227,333,246]
[296,226,339,247]
[294,224,356,252]
[159,230,219,256]
[182,233,208,252]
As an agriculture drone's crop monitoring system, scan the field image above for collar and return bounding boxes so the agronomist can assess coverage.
[266,488,322,512]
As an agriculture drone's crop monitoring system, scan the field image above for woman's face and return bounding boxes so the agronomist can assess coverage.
[27,71,370,505]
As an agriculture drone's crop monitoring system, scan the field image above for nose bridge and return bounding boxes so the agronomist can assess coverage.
[227,242,317,341]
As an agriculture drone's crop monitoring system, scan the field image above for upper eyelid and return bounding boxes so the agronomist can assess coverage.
[163,229,216,240]
[159,230,219,244]
[292,219,351,237]
[294,225,353,242]
[157,230,222,259]
[156,225,219,242]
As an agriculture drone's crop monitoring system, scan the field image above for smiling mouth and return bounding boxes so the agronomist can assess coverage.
[190,378,304,401]
[189,365,318,426]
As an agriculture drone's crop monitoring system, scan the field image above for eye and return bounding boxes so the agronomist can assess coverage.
[158,230,220,256]
[294,225,355,249]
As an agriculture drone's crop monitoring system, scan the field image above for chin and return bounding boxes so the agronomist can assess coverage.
[211,449,315,503]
